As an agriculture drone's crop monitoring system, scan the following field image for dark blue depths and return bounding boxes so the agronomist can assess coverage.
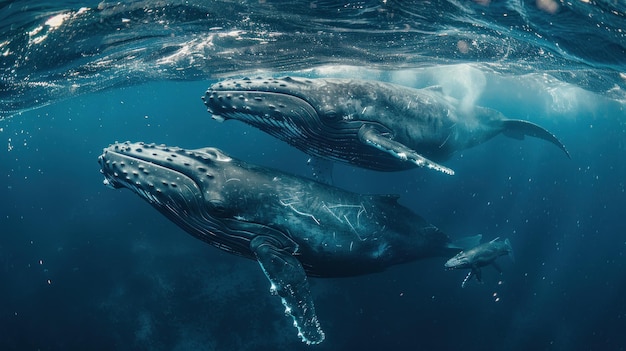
[1,81,625,351]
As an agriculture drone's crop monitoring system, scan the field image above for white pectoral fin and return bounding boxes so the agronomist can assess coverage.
[250,236,325,345]
[357,124,455,176]
[461,271,473,288]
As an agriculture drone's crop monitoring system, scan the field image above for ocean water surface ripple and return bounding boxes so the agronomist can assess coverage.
[0,0,625,118]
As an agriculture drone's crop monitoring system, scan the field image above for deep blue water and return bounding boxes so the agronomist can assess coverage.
[1,0,626,350]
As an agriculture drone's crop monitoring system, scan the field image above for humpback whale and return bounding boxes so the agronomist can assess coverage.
[445,236,514,288]
[98,141,472,344]
[203,77,570,176]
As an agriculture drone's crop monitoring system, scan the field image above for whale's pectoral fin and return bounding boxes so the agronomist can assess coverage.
[472,265,483,283]
[307,156,334,185]
[501,119,571,159]
[357,123,455,175]
[250,236,325,345]
[461,270,473,288]
[492,261,503,274]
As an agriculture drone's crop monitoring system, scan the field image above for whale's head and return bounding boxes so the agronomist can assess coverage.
[202,76,380,126]
[98,141,235,217]
[203,77,321,123]
[201,77,340,150]
[444,251,470,270]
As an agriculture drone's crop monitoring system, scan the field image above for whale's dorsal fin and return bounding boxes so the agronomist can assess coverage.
[357,123,455,176]
[423,85,445,93]
[250,235,325,345]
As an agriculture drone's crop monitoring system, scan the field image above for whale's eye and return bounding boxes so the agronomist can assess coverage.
[323,109,340,122]
[208,199,229,214]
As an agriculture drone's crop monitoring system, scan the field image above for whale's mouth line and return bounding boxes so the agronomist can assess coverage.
[204,89,315,112]
[210,88,308,97]
[208,88,303,95]
[107,149,177,170]
[99,147,201,198]
[206,76,315,98]
[444,258,466,270]
[103,148,187,175]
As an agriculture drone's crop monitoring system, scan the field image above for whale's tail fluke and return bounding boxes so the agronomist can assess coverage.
[501,119,571,159]
[504,238,515,263]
